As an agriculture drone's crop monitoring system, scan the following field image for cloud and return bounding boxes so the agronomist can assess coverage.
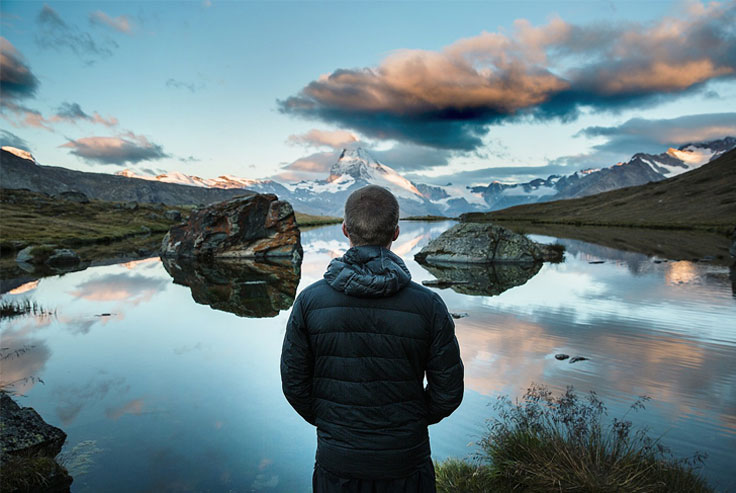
[89,10,132,34]
[272,150,338,182]
[0,129,30,149]
[0,100,53,130]
[287,129,359,149]
[36,5,118,63]
[0,37,40,101]
[577,112,736,152]
[279,2,736,150]
[166,78,205,93]
[60,132,169,165]
[371,143,453,172]
[52,102,119,127]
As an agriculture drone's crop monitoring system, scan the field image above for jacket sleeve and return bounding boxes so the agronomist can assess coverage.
[280,295,316,426]
[424,293,464,425]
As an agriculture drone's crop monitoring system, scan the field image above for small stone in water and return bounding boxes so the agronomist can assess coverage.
[96,313,112,317]
[555,353,569,360]
[588,261,605,264]
[569,356,589,363]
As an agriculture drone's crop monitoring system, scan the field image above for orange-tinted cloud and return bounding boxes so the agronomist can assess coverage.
[287,129,359,149]
[280,2,736,150]
[60,132,169,165]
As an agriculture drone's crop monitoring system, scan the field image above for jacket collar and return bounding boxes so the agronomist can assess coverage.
[324,245,411,297]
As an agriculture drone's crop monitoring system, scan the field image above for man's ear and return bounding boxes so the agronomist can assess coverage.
[342,222,350,239]
[393,224,400,241]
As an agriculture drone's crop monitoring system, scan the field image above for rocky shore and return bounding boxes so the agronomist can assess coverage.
[0,393,72,492]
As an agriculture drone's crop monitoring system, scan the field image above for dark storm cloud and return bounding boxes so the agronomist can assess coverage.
[60,133,169,165]
[279,2,736,151]
[0,130,30,149]
[36,5,118,63]
[0,37,40,101]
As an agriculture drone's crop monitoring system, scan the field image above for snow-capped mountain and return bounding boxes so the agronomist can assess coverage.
[18,137,728,217]
[277,148,440,216]
[466,137,736,212]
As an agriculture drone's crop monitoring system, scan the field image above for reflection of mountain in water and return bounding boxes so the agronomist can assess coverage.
[161,258,300,317]
[417,260,542,296]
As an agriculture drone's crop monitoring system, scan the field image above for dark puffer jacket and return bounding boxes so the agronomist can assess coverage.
[281,245,464,479]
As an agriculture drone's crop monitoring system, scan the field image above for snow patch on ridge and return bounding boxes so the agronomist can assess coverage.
[1,146,35,163]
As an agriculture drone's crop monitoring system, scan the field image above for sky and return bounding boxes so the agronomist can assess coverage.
[1,0,736,187]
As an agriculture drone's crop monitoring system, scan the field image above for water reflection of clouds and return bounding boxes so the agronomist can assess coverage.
[0,334,51,395]
[106,398,145,420]
[53,374,130,425]
[455,305,736,437]
[68,273,168,305]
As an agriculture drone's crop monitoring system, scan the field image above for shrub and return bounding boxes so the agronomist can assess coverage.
[436,384,712,492]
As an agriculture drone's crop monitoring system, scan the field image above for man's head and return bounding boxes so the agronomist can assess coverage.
[342,185,400,248]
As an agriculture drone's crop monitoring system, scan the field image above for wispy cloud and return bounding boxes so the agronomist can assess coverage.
[89,10,133,34]
[61,132,169,165]
[52,102,118,127]
[287,129,359,149]
[279,2,736,151]
[165,78,205,93]
[0,129,30,149]
[36,5,118,63]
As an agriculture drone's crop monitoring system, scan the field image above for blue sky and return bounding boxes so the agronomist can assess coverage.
[1,0,735,186]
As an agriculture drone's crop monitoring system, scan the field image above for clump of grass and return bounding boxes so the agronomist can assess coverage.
[436,384,713,493]
[0,455,73,492]
[0,299,54,320]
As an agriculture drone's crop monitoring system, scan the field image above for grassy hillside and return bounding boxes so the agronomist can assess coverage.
[464,149,736,234]
[0,188,189,254]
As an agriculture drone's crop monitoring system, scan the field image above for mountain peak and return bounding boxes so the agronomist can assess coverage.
[328,147,383,182]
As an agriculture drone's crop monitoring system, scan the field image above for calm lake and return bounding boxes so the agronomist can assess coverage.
[1,221,735,492]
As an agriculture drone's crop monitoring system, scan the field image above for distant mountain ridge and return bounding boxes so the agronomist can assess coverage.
[472,147,736,231]
[2,138,734,217]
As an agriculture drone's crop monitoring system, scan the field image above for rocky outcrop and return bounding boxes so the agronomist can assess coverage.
[161,257,300,318]
[55,191,89,203]
[415,223,563,264]
[730,225,736,258]
[16,246,80,268]
[161,194,302,262]
[0,392,72,492]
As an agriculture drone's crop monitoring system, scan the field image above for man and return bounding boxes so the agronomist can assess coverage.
[280,185,464,492]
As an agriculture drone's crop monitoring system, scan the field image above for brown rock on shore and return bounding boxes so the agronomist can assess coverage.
[161,193,302,263]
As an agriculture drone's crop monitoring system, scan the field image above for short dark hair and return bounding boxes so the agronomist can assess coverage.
[344,185,399,247]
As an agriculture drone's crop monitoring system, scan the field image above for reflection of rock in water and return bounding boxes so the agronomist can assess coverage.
[417,260,542,296]
[161,257,300,318]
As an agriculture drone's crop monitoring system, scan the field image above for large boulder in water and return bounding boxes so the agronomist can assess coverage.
[415,222,562,264]
[161,193,302,263]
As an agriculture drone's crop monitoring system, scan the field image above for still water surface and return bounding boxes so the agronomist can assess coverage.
[1,221,735,492]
